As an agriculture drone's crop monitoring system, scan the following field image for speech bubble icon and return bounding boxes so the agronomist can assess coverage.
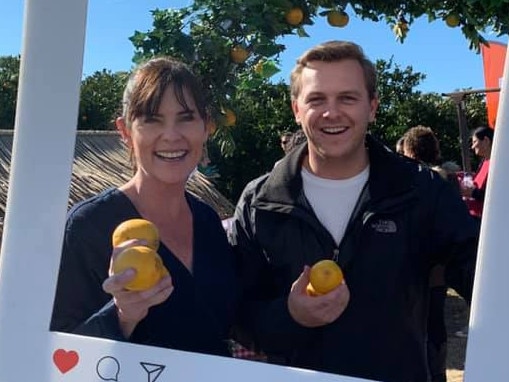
[96,356,120,381]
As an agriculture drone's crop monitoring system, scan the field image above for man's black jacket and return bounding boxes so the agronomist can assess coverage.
[229,135,478,382]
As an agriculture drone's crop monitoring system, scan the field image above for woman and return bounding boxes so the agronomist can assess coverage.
[50,57,238,357]
[460,126,493,219]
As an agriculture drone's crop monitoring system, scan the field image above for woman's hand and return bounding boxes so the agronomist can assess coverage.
[287,266,350,328]
[102,239,174,338]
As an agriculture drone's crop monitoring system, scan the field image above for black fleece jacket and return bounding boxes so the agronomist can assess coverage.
[229,135,478,382]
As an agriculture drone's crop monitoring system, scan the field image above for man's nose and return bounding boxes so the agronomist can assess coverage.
[322,102,342,119]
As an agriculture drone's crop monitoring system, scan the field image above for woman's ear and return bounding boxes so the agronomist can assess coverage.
[115,117,131,146]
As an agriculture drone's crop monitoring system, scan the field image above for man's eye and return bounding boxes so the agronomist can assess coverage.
[341,96,357,102]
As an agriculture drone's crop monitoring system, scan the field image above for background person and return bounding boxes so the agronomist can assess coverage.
[280,131,294,154]
[50,57,238,357]
[460,126,494,219]
[229,41,478,382]
[401,125,464,382]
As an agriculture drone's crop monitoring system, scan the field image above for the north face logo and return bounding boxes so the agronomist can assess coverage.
[371,219,397,233]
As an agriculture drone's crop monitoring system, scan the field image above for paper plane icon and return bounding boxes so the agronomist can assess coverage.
[140,362,166,382]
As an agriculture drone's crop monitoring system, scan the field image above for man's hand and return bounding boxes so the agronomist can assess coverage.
[287,266,350,328]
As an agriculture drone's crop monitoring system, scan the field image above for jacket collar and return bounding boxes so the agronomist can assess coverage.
[256,134,419,207]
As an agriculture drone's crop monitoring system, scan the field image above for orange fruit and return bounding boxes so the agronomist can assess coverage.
[206,120,217,135]
[445,14,460,28]
[112,246,167,291]
[230,46,249,64]
[112,219,159,251]
[223,109,236,126]
[307,260,344,296]
[285,7,304,26]
[155,253,170,278]
[327,10,349,28]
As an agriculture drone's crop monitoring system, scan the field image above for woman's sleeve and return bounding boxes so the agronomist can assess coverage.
[50,216,125,341]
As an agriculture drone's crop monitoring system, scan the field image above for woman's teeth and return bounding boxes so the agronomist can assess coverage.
[155,150,186,160]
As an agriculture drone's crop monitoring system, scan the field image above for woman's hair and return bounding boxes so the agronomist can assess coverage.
[122,57,207,127]
[403,125,441,165]
[290,40,377,101]
[472,126,494,142]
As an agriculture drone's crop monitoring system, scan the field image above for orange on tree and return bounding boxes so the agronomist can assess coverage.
[206,120,217,135]
[223,109,237,126]
[112,218,160,251]
[285,7,304,26]
[230,45,249,64]
[307,259,344,296]
[112,246,169,291]
[445,14,460,28]
[327,10,349,28]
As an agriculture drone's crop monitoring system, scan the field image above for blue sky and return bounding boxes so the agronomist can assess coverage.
[1,0,507,94]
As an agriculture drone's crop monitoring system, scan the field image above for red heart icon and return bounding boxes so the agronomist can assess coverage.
[53,349,79,374]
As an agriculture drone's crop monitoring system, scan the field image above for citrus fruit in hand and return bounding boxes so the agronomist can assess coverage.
[112,219,159,250]
[112,246,168,291]
[307,260,344,296]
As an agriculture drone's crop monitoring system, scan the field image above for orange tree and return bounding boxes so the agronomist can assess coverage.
[128,0,504,200]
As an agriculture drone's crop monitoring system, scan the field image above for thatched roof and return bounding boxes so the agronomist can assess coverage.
[0,130,234,231]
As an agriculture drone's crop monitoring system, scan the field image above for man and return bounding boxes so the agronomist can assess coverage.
[229,41,478,382]
[280,131,294,154]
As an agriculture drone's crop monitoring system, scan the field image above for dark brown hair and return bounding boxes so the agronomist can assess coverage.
[403,125,441,165]
[122,57,207,126]
[290,41,377,101]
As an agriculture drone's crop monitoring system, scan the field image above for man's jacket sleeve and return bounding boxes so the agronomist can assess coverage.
[228,185,313,357]
[431,180,479,304]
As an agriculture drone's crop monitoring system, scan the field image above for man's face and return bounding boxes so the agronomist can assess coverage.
[292,59,378,178]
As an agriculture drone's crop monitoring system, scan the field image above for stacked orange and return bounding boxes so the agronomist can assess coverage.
[111,219,170,291]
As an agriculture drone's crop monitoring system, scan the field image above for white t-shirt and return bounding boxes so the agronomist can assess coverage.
[302,166,369,246]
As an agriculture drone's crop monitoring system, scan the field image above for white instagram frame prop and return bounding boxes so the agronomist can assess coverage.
[0,0,507,381]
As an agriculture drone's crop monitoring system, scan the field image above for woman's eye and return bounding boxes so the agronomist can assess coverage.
[143,116,159,123]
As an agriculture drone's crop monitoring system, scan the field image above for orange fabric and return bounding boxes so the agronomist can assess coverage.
[481,41,507,128]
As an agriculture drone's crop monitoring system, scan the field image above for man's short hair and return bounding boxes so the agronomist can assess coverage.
[290,41,377,101]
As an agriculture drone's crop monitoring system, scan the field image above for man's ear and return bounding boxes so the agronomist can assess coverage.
[115,117,131,146]
[291,99,301,125]
[369,96,379,123]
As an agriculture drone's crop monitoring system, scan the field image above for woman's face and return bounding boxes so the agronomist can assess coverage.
[119,86,208,186]
[471,135,491,158]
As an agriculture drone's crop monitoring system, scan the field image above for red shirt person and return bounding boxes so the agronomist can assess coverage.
[460,126,494,219]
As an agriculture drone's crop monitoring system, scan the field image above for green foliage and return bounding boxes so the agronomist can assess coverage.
[371,58,488,166]
[78,69,129,130]
[209,81,297,201]
[0,56,20,129]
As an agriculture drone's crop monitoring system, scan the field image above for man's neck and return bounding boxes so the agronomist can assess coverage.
[304,149,369,180]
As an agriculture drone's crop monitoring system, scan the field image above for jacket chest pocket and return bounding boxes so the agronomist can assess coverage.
[257,216,333,289]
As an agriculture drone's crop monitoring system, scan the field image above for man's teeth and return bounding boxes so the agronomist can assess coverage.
[322,126,347,134]
[156,150,186,159]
